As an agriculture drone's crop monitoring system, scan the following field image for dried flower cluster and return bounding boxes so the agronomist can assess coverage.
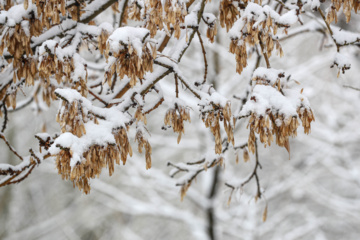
[56,143,124,194]
[202,102,234,154]
[220,0,240,31]
[326,0,360,23]
[229,9,284,74]
[204,15,218,43]
[0,23,33,64]
[104,33,156,87]
[128,1,142,22]
[98,29,111,55]
[135,107,147,124]
[163,0,187,39]
[56,98,88,138]
[164,103,191,143]
[244,74,315,154]
[54,95,133,193]
[135,128,152,170]
[38,44,88,100]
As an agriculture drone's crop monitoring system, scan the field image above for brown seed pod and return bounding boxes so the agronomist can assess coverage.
[326,0,360,23]
[135,128,152,170]
[104,28,155,87]
[202,102,233,154]
[164,103,191,144]
[220,0,240,32]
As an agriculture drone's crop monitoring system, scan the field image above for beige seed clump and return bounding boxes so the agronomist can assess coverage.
[164,104,191,144]
[104,40,156,87]
[135,107,148,125]
[39,51,88,99]
[0,24,33,66]
[164,0,187,39]
[128,2,142,21]
[146,0,164,37]
[54,96,133,193]
[220,0,240,32]
[1,0,14,10]
[326,0,360,23]
[245,75,314,154]
[206,19,218,43]
[98,29,111,55]
[229,15,284,74]
[135,129,152,170]
[202,102,234,154]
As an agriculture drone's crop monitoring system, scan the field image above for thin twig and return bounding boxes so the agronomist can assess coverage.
[196,30,208,84]
[258,32,271,68]
[89,90,108,106]
[318,8,339,52]
[119,0,129,27]
[175,74,179,98]
[1,104,8,133]
[0,133,24,161]
[144,97,164,114]
[343,85,360,91]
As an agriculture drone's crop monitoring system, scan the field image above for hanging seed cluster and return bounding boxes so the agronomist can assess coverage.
[206,19,218,43]
[297,106,315,134]
[135,129,152,170]
[147,0,163,37]
[12,57,37,86]
[145,0,187,38]
[128,2,142,21]
[229,14,284,74]
[54,96,133,193]
[0,24,33,65]
[220,0,240,31]
[326,0,360,23]
[98,29,111,55]
[202,103,234,154]
[1,0,13,10]
[104,39,156,87]
[56,99,88,138]
[245,75,314,154]
[164,0,187,39]
[135,107,148,124]
[164,104,191,144]
[33,0,85,25]
[39,48,88,98]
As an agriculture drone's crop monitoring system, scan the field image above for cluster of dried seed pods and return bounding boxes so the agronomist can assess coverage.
[128,1,142,21]
[297,106,315,135]
[54,95,134,193]
[164,103,191,144]
[13,57,37,86]
[98,28,111,55]
[146,0,163,37]
[202,102,234,154]
[1,0,13,10]
[220,0,240,31]
[56,143,125,194]
[245,74,314,154]
[326,0,359,23]
[56,98,88,138]
[135,107,148,124]
[135,128,152,170]
[145,0,187,38]
[229,13,284,74]
[39,47,88,98]
[32,0,85,24]
[0,24,33,65]
[104,37,156,87]
[164,0,187,39]
[206,19,218,43]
